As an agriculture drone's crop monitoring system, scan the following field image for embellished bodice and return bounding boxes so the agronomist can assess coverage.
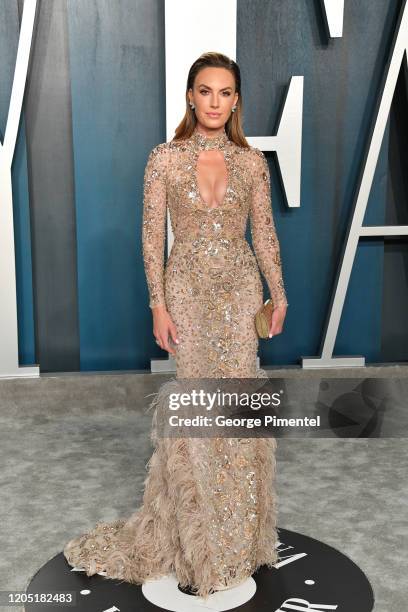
[142,125,288,309]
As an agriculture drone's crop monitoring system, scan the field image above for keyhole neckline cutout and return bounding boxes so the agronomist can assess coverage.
[193,149,230,210]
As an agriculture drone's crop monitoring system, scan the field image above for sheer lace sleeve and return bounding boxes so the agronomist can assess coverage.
[249,148,288,308]
[142,143,168,308]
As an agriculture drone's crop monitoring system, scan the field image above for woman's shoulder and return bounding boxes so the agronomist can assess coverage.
[147,141,170,159]
[247,145,266,160]
[147,138,188,160]
[239,145,267,172]
[145,142,171,175]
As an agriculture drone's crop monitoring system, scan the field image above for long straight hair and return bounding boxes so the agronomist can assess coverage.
[172,52,250,149]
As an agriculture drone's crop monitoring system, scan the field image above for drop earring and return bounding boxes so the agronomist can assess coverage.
[189,102,195,110]
[231,106,236,112]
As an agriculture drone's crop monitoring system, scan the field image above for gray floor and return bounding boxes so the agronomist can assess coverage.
[1,364,407,611]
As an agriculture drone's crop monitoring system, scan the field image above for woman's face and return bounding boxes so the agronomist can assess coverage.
[188,67,239,131]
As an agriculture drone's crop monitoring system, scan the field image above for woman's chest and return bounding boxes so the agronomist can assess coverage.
[167,147,252,213]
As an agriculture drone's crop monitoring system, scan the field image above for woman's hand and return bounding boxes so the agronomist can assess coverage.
[151,305,179,355]
[268,303,287,338]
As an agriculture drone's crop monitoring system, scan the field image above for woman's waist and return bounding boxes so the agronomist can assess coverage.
[172,233,247,246]
[166,235,258,271]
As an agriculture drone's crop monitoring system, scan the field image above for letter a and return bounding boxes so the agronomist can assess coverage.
[303,0,408,368]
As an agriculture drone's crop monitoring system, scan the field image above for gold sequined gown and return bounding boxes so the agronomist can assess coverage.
[63,126,288,598]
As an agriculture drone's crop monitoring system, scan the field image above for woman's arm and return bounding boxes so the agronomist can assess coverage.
[249,148,288,309]
[142,143,168,309]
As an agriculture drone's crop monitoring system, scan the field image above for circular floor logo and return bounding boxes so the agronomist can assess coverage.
[26,528,374,611]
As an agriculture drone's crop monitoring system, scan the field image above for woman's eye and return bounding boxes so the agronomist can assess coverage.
[199,90,231,96]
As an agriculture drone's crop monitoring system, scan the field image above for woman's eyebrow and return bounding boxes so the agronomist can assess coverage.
[197,83,232,90]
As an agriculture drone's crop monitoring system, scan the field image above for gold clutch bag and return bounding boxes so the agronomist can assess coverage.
[255,298,274,338]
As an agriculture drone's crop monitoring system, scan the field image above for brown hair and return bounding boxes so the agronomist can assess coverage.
[172,52,250,149]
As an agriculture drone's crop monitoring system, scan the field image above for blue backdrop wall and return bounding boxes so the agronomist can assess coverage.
[0,0,406,372]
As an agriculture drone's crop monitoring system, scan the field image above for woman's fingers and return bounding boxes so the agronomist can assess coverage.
[169,321,179,347]
[269,307,286,338]
[155,330,178,355]
[154,336,163,349]
[164,318,179,355]
[153,310,178,355]
[162,334,176,355]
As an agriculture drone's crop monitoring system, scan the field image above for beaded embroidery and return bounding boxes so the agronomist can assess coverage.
[63,125,285,598]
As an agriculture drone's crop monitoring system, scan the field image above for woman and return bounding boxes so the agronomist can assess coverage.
[64,51,288,598]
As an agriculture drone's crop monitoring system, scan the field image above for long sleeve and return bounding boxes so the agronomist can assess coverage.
[142,143,168,308]
[249,148,288,308]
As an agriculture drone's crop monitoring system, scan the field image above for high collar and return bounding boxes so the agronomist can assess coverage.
[190,125,229,150]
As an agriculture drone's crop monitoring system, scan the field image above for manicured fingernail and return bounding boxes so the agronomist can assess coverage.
[175,339,179,344]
